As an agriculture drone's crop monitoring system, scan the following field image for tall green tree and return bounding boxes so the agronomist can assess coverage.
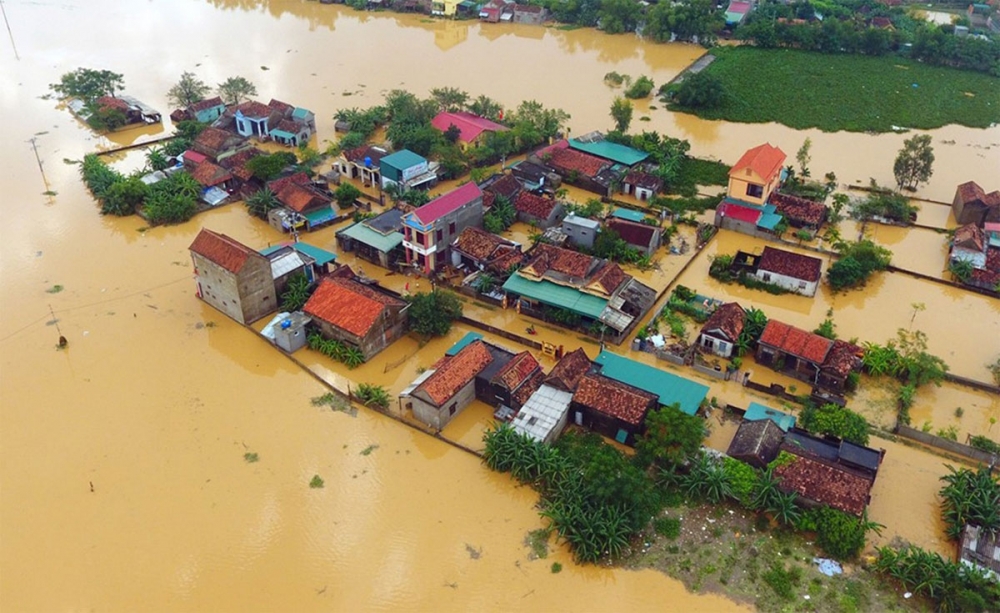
[796,137,812,178]
[429,87,469,112]
[407,290,463,337]
[167,72,211,108]
[800,403,870,446]
[467,95,504,121]
[245,188,280,219]
[217,76,258,106]
[334,183,362,209]
[609,97,633,133]
[50,68,124,103]
[635,404,707,469]
[893,134,935,191]
[673,71,726,109]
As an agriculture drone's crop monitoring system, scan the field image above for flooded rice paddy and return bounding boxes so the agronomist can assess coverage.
[0,0,998,609]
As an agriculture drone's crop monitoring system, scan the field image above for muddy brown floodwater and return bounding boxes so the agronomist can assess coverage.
[0,0,997,610]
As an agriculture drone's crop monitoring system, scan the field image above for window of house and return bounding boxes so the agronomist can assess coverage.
[798,281,807,289]
[436,229,443,242]
[448,403,457,416]
[449,222,456,234]
[761,273,771,282]
[746,183,764,198]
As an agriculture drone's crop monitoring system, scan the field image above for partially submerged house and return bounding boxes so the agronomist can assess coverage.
[604,218,661,257]
[480,172,523,208]
[262,244,317,297]
[950,223,1000,292]
[592,349,709,416]
[622,170,663,202]
[755,246,823,296]
[259,241,337,276]
[402,182,484,275]
[727,419,785,469]
[571,373,658,445]
[190,161,235,206]
[952,181,1000,226]
[219,147,265,196]
[960,525,1000,582]
[568,132,649,168]
[273,181,335,231]
[431,111,508,150]
[514,191,564,228]
[511,348,592,444]
[715,144,801,238]
[756,320,862,392]
[172,96,227,124]
[450,226,523,273]
[560,214,601,250]
[336,208,406,269]
[302,270,408,361]
[403,340,496,430]
[79,95,161,127]
[191,127,250,162]
[744,402,797,432]
[532,140,617,197]
[380,149,438,191]
[226,99,316,147]
[189,228,277,324]
[501,244,656,342]
[509,160,560,193]
[512,2,548,23]
[337,145,390,187]
[770,192,828,230]
[696,302,745,358]
[727,143,786,206]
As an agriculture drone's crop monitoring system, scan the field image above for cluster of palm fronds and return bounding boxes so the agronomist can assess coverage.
[307,333,364,369]
[874,545,1000,612]
[940,465,1000,541]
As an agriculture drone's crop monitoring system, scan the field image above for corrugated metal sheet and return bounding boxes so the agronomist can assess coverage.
[502,274,608,319]
[511,384,572,442]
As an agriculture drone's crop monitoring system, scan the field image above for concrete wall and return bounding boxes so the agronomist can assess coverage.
[314,305,408,361]
[755,270,818,297]
[561,218,598,249]
[698,333,734,358]
[728,169,779,206]
[192,253,277,324]
[411,380,477,430]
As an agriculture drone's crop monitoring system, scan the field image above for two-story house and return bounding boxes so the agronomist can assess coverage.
[188,228,277,324]
[402,182,484,275]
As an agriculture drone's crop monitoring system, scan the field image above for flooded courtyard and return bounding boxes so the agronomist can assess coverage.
[1,0,998,610]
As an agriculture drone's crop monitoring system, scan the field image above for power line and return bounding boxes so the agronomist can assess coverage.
[0,0,19,61]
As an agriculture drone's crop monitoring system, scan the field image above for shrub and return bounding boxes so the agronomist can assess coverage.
[654,516,681,539]
[810,507,868,560]
[939,465,1000,541]
[309,475,325,489]
[763,562,801,601]
[624,76,655,99]
[356,383,391,410]
[407,290,463,337]
[800,403,870,446]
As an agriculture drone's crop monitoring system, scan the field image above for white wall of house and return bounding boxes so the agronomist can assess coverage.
[756,269,818,297]
[698,333,733,358]
[410,380,476,430]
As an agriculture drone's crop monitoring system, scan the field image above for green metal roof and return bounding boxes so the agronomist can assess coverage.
[502,274,608,319]
[446,331,484,356]
[270,128,298,139]
[292,107,311,120]
[594,350,709,416]
[745,402,796,432]
[260,242,337,266]
[305,207,336,225]
[612,208,646,223]
[337,222,404,253]
[568,138,649,166]
[380,149,426,171]
[756,203,783,230]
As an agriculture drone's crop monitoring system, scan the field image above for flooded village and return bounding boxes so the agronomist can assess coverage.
[2,0,999,611]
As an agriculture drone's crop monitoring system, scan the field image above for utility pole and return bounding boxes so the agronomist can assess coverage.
[0,0,19,60]
[49,304,67,348]
[28,137,53,199]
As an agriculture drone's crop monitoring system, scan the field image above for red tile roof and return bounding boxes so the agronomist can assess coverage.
[730,143,786,183]
[823,340,863,378]
[189,228,255,274]
[758,246,822,282]
[488,244,524,274]
[606,218,658,249]
[410,182,482,226]
[485,173,522,201]
[970,248,1000,287]
[700,302,745,343]
[417,340,494,406]
[624,170,663,192]
[268,99,294,115]
[574,374,656,426]
[344,145,388,165]
[190,96,224,113]
[195,127,242,154]
[431,111,508,143]
[482,190,496,210]
[956,181,987,204]
[514,192,558,219]
[759,320,833,365]
[771,192,828,226]
[717,199,763,224]
[275,118,303,134]
[277,183,329,213]
[219,147,263,182]
[453,227,508,261]
[954,223,987,252]
[588,262,627,295]
[494,351,540,391]
[303,277,400,338]
[96,96,129,112]
[513,369,545,407]
[267,172,310,194]
[523,244,596,279]
[545,348,592,391]
[183,150,208,166]
[235,100,272,119]
[775,453,873,516]
[545,147,609,178]
[190,161,233,187]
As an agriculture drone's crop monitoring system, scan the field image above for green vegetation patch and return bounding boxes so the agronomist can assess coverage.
[672,47,1000,132]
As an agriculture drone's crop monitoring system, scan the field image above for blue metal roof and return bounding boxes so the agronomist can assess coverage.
[380,149,426,171]
[259,242,337,266]
[744,402,796,432]
[612,208,647,223]
[594,350,709,416]
[446,331,484,356]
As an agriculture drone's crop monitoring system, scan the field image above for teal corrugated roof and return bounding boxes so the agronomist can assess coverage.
[745,402,796,432]
[292,107,311,120]
[502,274,608,319]
[260,242,337,265]
[594,350,709,415]
[568,138,649,166]
[305,208,336,225]
[380,149,426,171]
[446,331,484,356]
[612,208,646,223]
[270,128,297,139]
[337,222,404,253]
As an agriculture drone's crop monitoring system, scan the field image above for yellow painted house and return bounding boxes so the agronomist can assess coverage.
[432,0,461,16]
[726,143,787,206]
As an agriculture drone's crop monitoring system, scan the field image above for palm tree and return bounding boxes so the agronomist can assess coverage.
[768,490,801,526]
[342,346,365,369]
